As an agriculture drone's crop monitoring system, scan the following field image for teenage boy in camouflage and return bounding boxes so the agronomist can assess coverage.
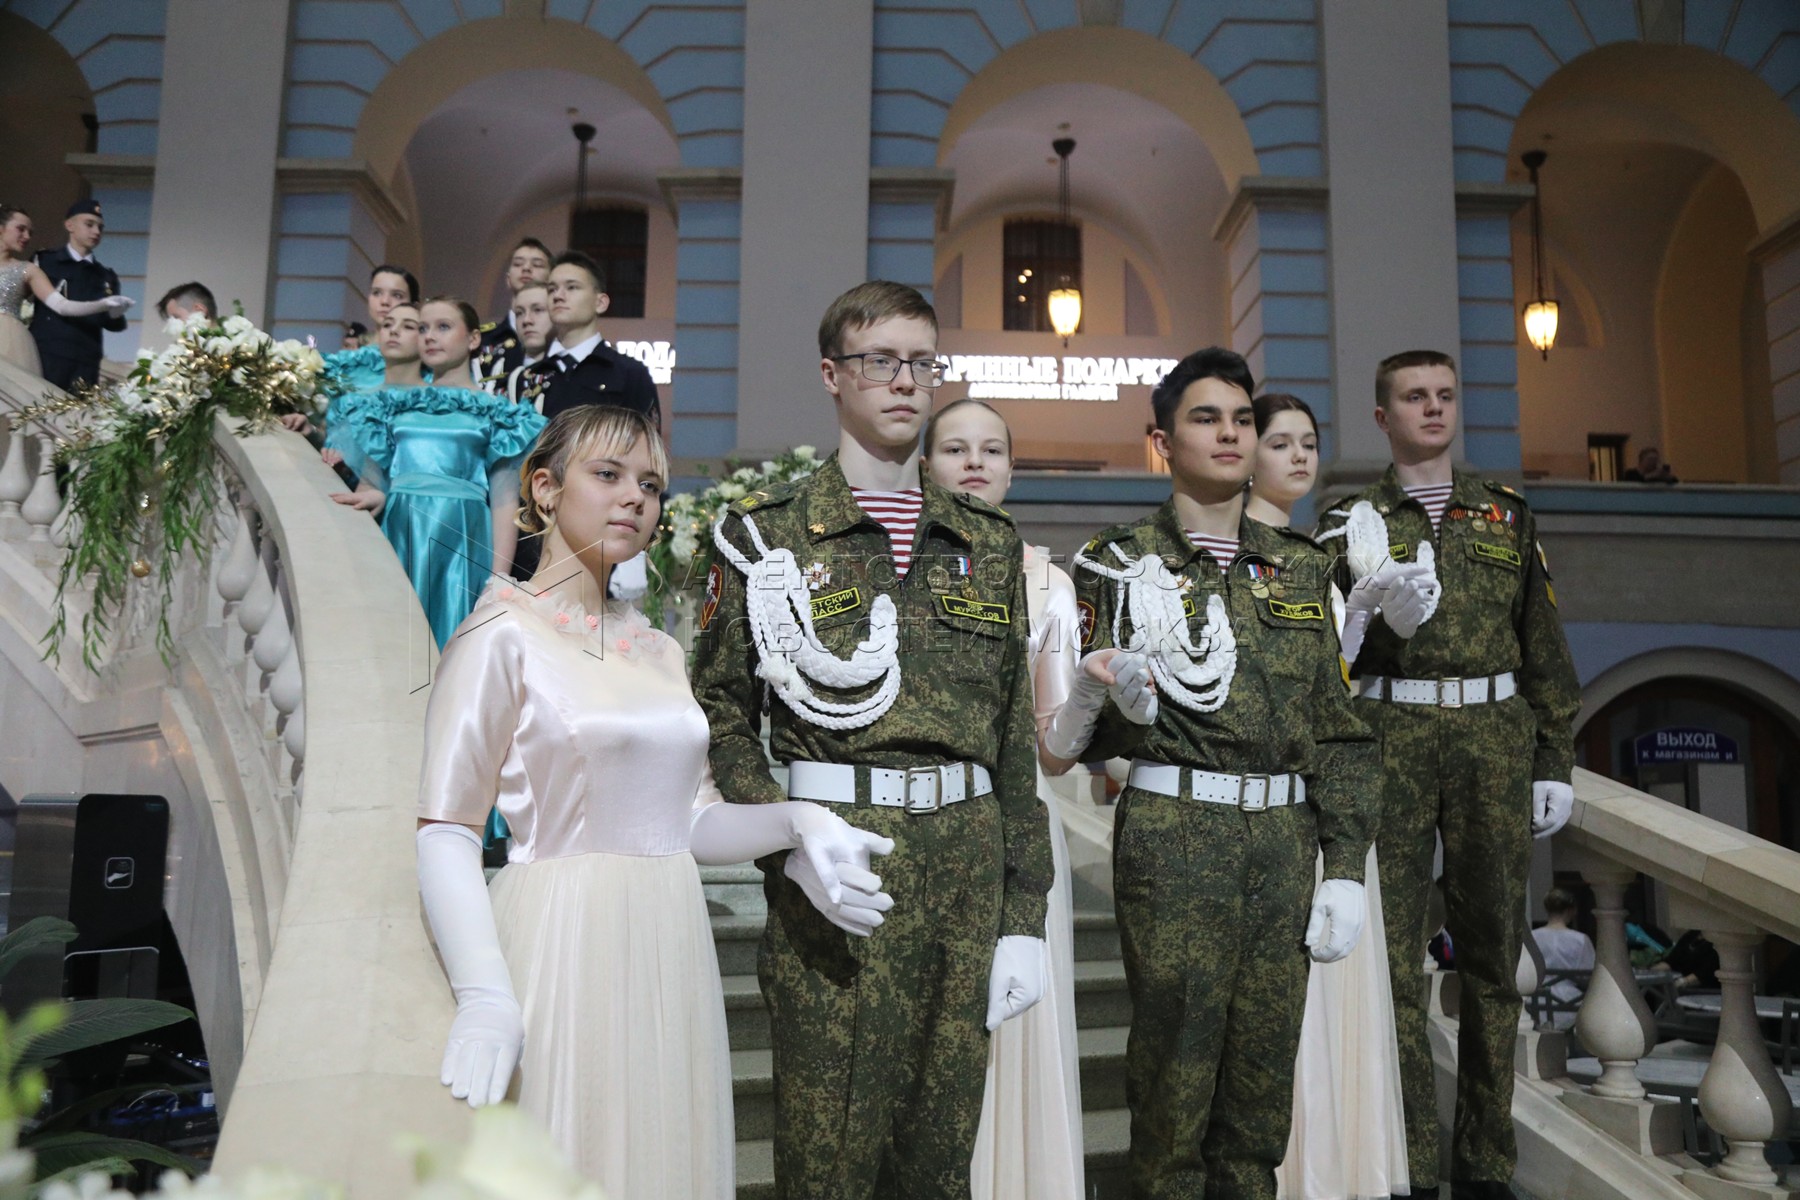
[691,281,1057,1199]
[1067,347,1379,1199]
[1315,349,1580,1200]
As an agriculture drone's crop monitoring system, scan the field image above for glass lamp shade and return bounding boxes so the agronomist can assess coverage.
[1047,287,1082,341]
[1523,299,1559,355]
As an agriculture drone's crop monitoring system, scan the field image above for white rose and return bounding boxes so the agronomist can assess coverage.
[793,444,816,460]
[222,314,254,335]
[732,466,759,484]
[670,530,699,563]
[714,480,746,501]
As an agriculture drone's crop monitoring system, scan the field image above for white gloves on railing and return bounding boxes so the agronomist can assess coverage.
[1042,649,1157,760]
[41,292,133,319]
[416,822,523,1108]
[1305,878,1366,963]
[1532,780,1574,838]
[984,934,1048,1030]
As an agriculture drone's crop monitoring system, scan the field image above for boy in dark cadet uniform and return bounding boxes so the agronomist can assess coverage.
[691,281,1054,1200]
[1068,347,1379,1200]
[1314,349,1580,1200]
[31,199,130,391]
[472,237,552,387]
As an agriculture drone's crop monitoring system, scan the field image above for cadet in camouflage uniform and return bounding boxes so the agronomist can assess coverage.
[691,282,1053,1200]
[1315,350,1580,1200]
[1070,348,1378,1199]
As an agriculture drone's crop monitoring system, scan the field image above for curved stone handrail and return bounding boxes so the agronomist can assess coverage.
[0,354,469,1192]
[206,421,470,1190]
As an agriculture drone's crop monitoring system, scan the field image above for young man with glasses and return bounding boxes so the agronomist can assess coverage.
[692,280,1054,1199]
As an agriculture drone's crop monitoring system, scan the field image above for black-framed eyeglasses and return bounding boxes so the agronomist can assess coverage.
[831,353,949,389]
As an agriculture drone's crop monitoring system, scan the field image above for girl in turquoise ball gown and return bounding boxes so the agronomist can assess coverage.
[326,297,547,650]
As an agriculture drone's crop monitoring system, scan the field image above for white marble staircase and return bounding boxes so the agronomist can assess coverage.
[702,864,1136,1199]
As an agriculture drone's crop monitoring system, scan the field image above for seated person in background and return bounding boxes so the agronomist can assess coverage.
[1531,887,1595,1028]
[1623,447,1678,483]
[1654,929,1720,990]
[155,280,216,323]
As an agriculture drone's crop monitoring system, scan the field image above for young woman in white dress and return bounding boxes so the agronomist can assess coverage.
[414,406,894,1197]
[0,205,134,378]
[1246,394,1410,1200]
[924,399,1086,1200]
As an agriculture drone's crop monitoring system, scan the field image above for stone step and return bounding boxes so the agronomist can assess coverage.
[722,958,1132,1052]
[729,1025,1128,1143]
[701,864,767,918]
[713,908,1121,978]
[733,1105,1133,1199]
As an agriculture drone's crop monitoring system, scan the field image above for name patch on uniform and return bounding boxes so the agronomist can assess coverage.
[1471,541,1521,568]
[940,595,1010,625]
[1267,599,1325,621]
[810,587,862,620]
[1389,543,1410,562]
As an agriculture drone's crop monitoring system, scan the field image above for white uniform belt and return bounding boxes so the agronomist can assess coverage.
[785,760,992,813]
[1353,671,1517,707]
[1127,760,1305,812]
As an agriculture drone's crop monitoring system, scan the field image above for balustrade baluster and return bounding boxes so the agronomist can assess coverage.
[21,433,61,542]
[1692,924,1793,1193]
[0,424,30,524]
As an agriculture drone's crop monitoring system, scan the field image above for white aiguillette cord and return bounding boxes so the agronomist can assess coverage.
[1317,500,1441,624]
[1074,542,1235,713]
[712,513,901,730]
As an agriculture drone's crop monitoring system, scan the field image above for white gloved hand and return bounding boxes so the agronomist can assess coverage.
[416,822,523,1108]
[984,935,1048,1031]
[41,291,134,319]
[1043,648,1155,759]
[784,850,893,936]
[1532,780,1574,838]
[1109,652,1159,726]
[1379,572,1440,639]
[1304,878,1367,963]
[1344,558,1408,614]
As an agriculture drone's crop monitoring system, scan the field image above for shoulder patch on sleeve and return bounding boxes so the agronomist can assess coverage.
[952,489,1014,524]
[1485,480,1530,508]
[728,483,797,516]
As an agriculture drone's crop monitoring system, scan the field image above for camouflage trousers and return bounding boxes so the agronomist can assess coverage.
[1113,784,1316,1200]
[759,794,1005,1200]
[1365,693,1535,1188]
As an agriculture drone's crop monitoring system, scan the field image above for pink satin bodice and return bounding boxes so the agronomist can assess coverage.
[417,583,712,861]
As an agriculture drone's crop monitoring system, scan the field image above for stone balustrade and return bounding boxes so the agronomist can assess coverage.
[1542,768,1799,1200]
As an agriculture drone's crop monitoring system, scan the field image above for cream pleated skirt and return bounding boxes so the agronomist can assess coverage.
[971,784,1086,1200]
[0,315,42,377]
[1276,844,1409,1200]
[490,849,734,1200]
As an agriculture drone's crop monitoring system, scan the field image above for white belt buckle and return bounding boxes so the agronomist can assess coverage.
[906,766,941,813]
[1238,772,1272,812]
[1437,678,1464,709]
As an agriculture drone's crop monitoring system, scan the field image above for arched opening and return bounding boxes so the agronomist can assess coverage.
[336,18,681,375]
[931,31,1248,472]
[0,13,96,235]
[1508,43,1800,483]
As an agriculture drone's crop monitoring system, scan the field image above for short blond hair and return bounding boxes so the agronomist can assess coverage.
[516,407,668,534]
[818,280,937,359]
[1375,349,1458,408]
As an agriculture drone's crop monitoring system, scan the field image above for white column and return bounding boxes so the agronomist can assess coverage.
[736,0,874,454]
[1320,0,1464,477]
[1696,926,1794,1189]
[142,0,293,330]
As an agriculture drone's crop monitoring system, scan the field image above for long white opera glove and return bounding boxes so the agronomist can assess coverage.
[1531,780,1574,838]
[417,822,523,1108]
[984,935,1048,1031]
[41,292,133,319]
[690,799,894,899]
[1304,878,1366,963]
[1042,650,1156,760]
[784,850,894,936]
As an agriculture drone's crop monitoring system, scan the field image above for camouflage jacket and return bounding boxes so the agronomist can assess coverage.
[1314,466,1580,783]
[1075,501,1377,881]
[690,453,1052,937]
